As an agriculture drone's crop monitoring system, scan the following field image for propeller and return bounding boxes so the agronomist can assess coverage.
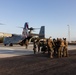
[17,26,40,30]
[28,27,40,31]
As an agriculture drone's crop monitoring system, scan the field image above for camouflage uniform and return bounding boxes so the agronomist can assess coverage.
[41,40,47,53]
[57,38,65,58]
[56,38,60,57]
[63,38,68,57]
[25,39,29,49]
[53,39,57,57]
[47,38,54,58]
[33,40,37,54]
[36,39,41,53]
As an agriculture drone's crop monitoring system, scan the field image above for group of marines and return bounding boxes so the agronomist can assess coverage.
[33,37,68,58]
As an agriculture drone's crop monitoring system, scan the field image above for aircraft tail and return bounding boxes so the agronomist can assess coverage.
[39,26,45,39]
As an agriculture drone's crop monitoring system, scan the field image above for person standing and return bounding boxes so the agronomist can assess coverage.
[57,38,62,58]
[47,38,54,58]
[33,40,37,54]
[25,39,29,49]
[63,38,68,57]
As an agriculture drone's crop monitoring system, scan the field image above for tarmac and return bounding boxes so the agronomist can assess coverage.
[0,44,76,58]
[0,44,76,75]
[0,44,34,58]
[0,50,76,75]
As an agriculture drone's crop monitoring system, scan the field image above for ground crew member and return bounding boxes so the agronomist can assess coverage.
[33,40,37,54]
[58,38,65,58]
[36,39,41,53]
[53,38,57,57]
[41,39,47,53]
[47,38,54,58]
[56,38,60,57]
[25,39,29,49]
[63,38,68,57]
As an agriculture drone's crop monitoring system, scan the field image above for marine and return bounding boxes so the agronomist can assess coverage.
[41,39,47,53]
[63,38,68,57]
[53,38,57,57]
[33,40,37,54]
[47,37,54,58]
[36,38,41,53]
[57,38,65,58]
[25,39,29,49]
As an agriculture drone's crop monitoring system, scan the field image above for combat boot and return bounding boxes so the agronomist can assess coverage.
[50,52,53,58]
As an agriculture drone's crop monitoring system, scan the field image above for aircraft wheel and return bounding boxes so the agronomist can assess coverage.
[19,43,23,46]
[9,43,13,46]
[20,44,23,46]
[4,44,6,46]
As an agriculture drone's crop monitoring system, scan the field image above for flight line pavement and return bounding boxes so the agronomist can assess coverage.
[0,44,34,58]
[0,44,76,75]
[0,48,76,75]
[0,44,76,58]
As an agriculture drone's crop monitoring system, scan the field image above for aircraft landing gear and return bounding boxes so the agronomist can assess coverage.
[4,44,6,46]
[9,43,13,46]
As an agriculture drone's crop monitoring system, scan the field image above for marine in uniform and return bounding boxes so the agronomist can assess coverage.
[63,38,68,57]
[47,38,54,58]
[57,38,64,58]
[25,39,29,49]
[41,39,47,53]
[36,39,41,53]
[33,40,37,54]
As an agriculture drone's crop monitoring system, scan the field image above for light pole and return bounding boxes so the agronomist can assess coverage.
[67,25,70,43]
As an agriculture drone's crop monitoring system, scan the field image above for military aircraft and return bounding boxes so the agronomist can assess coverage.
[3,22,45,46]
